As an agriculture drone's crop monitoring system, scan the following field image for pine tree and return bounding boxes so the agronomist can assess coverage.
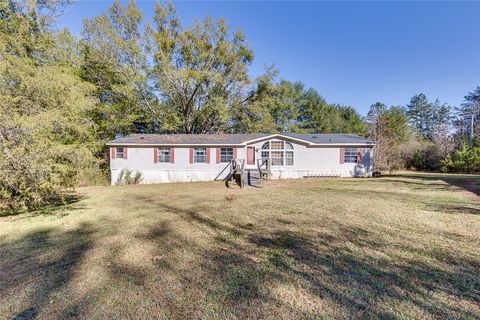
[407,94,434,139]
[456,86,480,143]
[431,99,453,155]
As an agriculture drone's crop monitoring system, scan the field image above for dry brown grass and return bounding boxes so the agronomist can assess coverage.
[1,173,479,319]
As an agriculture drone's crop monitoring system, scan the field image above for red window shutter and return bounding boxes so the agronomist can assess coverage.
[340,148,345,164]
[233,147,237,159]
[206,147,210,164]
[357,148,363,164]
[111,147,116,160]
[189,147,193,164]
[154,148,158,163]
[124,148,128,159]
[216,148,221,164]
[170,147,175,163]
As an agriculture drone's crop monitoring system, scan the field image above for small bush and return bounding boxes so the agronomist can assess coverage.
[0,123,99,211]
[440,142,480,174]
[116,169,143,185]
[133,171,142,184]
[410,149,425,169]
[404,142,444,172]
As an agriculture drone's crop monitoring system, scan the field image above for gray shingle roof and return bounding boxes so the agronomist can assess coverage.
[106,133,374,145]
[287,133,374,144]
[107,134,269,145]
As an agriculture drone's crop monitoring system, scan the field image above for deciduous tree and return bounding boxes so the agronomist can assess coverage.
[0,0,99,210]
[81,0,155,139]
[366,103,409,172]
[149,2,254,133]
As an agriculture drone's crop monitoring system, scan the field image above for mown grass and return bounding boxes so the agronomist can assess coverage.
[1,173,479,319]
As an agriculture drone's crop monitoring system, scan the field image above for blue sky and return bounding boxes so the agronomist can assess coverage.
[58,1,480,116]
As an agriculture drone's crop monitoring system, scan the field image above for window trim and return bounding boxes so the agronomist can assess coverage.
[271,151,284,166]
[285,151,294,166]
[344,147,358,164]
[220,147,234,163]
[194,147,207,163]
[116,147,124,159]
[260,140,294,166]
[157,147,171,163]
[271,141,284,150]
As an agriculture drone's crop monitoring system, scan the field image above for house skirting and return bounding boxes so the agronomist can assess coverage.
[111,168,371,185]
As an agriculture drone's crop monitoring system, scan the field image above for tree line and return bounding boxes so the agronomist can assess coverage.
[367,91,480,174]
[1,0,479,210]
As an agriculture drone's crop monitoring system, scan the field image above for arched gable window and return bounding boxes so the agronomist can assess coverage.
[260,141,294,166]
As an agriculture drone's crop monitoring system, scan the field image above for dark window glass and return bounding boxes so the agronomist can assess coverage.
[194,147,207,163]
[220,148,234,163]
[116,147,124,159]
[344,148,358,163]
[158,147,171,163]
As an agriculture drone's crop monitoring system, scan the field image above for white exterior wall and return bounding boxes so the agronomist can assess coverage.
[109,138,373,185]
[110,146,247,185]
[247,138,372,179]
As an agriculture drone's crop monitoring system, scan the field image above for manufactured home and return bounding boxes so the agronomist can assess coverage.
[107,133,375,185]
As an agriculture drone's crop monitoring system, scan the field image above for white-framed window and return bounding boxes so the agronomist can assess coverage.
[194,147,207,163]
[286,151,294,166]
[261,151,269,162]
[220,147,234,163]
[344,148,358,163]
[271,141,284,150]
[158,147,171,163]
[271,151,284,165]
[116,147,124,159]
[261,141,294,166]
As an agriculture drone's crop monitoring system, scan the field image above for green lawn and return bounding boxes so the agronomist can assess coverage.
[1,173,479,319]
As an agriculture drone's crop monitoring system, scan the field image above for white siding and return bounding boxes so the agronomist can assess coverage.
[109,138,373,185]
[247,139,372,179]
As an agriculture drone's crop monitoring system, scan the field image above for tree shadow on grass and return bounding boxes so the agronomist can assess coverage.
[0,193,86,219]
[138,198,244,237]
[338,176,480,216]
[0,222,95,319]
[105,246,148,287]
[144,201,480,318]
[373,174,480,215]
[394,173,480,197]
[16,190,472,318]
[248,228,479,318]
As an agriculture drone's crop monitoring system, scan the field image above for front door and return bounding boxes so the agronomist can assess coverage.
[247,147,255,165]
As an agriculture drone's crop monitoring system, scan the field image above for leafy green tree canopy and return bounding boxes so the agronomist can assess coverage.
[149,2,254,133]
[1,0,100,210]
